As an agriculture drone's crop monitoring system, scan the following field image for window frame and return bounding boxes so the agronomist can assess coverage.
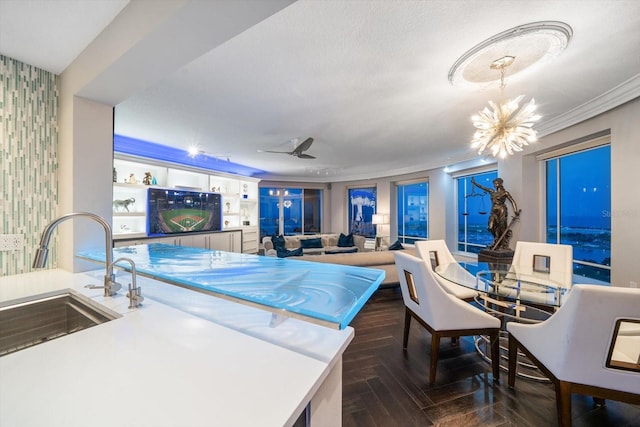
[259,187,322,240]
[453,167,498,255]
[539,136,611,283]
[395,178,429,245]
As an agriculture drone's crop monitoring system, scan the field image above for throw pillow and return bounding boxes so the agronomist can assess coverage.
[271,234,286,250]
[337,232,355,247]
[277,247,303,258]
[325,247,358,254]
[388,240,404,250]
[300,238,323,249]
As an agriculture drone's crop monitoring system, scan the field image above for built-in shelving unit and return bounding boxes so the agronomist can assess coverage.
[113,157,260,253]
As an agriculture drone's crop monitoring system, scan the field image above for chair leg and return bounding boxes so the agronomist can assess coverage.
[556,381,572,427]
[429,333,441,385]
[507,333,518,389]
[403,307,411,349]
[489,330,500,384]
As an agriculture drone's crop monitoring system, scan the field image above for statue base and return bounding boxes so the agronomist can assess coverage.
[478,249,514,264]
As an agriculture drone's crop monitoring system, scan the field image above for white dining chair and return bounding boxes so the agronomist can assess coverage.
[507,284,640,427]
[394,251,501,385]
[510,241,573,289]
[414,240,478,301]
[493,241,574,307]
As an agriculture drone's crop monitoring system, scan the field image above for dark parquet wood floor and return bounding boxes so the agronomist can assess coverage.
[342,287,640,427]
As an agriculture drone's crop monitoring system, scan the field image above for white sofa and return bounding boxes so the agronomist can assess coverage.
[292,249,415,288]
[263,233,365,255]
[263,233,414,287]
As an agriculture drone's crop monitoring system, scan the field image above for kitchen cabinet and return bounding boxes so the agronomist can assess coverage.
[207,230,242,252]
[114,231,242,253]
[241,226,259,254]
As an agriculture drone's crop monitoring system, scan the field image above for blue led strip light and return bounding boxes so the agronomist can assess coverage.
[114,134,264,177]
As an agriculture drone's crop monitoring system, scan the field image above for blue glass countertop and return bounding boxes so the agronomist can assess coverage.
[78,244,384,330]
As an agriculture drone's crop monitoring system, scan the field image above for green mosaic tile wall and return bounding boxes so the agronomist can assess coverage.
[1,55,58,276]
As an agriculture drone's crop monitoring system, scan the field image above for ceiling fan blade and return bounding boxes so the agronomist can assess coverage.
[260,137,315,159]
[293,137,314,155]
[261,150,293,154]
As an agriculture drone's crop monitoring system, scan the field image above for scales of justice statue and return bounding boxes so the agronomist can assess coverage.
[471,177,521,263]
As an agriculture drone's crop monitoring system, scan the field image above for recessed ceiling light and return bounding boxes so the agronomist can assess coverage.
[187,144,202,158]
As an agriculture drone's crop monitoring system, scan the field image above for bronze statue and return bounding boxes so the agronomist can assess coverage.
[143,172,153,185]
[471,177,520,251]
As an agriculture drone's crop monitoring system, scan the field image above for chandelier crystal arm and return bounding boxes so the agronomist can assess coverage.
[470,56,540,158]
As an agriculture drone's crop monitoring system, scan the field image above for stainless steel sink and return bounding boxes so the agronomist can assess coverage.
[0,290,120,357]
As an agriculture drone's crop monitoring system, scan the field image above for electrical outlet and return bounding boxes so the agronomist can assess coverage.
[0,234,24,251]
[630,281,638,289]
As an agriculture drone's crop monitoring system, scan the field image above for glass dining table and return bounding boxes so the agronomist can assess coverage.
[435,261,571,321]
[434,261,572,380]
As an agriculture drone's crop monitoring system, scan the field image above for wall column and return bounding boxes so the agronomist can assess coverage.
[57,95,113,272]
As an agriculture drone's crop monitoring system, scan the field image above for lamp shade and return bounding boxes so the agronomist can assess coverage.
[372,214,389,225]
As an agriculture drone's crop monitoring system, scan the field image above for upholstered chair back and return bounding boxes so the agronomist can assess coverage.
[394,251,499,331]
[511,241,573,289]
[414,240,477,300]
[414,240,456,270]
[507,284,640,395]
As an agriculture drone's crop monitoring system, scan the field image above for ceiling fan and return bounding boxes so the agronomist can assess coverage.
[259,137,315,159]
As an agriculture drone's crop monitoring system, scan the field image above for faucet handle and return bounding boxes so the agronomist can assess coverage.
[85,281,121,297]
[108,280,123,296]
[127,285,144,309]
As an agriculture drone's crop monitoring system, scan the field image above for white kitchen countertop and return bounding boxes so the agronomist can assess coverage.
[0,268,354,427]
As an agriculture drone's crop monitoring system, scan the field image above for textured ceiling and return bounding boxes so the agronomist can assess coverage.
[0,0,129,75]
[2,1,640,182]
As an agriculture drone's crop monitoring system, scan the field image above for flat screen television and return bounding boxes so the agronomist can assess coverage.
[147,188,222,236]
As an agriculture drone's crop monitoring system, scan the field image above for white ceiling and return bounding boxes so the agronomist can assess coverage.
[0,0,129,75]
[2,0,640,182]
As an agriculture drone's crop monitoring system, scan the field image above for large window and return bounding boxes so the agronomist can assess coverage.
[457,170,498,254]
[546,144,611,282]
[396,180,428,244]
[259,187,322,240]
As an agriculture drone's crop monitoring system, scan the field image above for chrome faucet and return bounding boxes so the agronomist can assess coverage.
[110,257,144,309]
[33,212,121,297]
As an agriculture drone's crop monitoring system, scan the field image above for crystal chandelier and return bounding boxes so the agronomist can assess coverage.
[470,56,541,158]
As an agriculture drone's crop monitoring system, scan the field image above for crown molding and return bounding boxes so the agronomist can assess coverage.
[536,73,640,138]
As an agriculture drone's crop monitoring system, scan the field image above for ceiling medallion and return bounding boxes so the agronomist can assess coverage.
[448,21,572,87]
[470,56,541,158]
